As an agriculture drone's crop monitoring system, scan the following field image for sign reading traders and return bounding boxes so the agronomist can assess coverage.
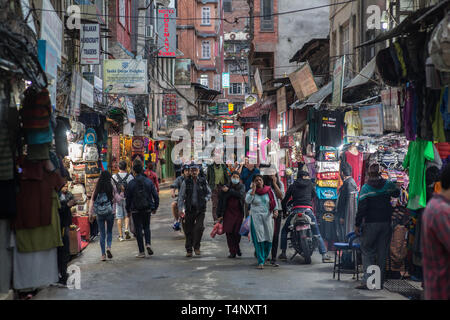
[157,8,176,57]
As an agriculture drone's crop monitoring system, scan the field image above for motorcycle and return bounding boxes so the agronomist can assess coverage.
[285,200,319,264]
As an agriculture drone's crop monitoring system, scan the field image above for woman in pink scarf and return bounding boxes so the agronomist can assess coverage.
[245,174,279,269]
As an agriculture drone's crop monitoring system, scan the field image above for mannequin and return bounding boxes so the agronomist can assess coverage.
[344,144,364,190]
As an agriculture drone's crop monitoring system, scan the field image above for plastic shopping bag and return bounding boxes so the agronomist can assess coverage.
[210,221,224,238]
[239,216,250,236]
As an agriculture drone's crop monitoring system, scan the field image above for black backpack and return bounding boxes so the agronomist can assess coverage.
[114,173,130,193]
[132,176,152,212]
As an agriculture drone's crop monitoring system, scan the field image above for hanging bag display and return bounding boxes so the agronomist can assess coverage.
[83,144,99,162]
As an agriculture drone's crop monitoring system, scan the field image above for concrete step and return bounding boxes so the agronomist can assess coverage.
[0,290,14,300]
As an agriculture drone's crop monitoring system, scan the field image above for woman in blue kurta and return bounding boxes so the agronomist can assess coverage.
[245,175,279,269]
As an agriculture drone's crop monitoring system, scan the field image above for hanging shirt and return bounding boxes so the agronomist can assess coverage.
[345,150,364,191]
[404,86,417,141]
[403,138,435,210]
[344,111,362,139]
[316,110,344,147]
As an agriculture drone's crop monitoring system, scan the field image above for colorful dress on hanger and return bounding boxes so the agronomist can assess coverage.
[345,150,364,191]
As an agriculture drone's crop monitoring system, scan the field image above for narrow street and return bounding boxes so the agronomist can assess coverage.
[34,188,405,300]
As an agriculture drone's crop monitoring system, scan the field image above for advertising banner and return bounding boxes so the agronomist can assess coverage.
[288,62,318,101]
[40,0,62,66]
[359,104,384,135]
[103,59,148,94]
[245,94,258,108]
[163,93,178,116]
[94,76,103,104]
[332,55,346,107]
[80,24,100,65]
[157,8,176,57]
[125,97,136,124]
[81,77,94,108]
[222,73,230,88]
[70,71,82,116]
[175,59,191,85]
[254,68,263,99]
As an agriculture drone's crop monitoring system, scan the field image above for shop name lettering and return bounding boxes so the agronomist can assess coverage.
[322,117,337,128]
[106,69,144,74]
[159,9,175,57]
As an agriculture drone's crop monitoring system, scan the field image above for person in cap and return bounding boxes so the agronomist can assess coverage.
[178,163,212,257]
[335,162,358,242]
[170,164,191,231]
[207,153,230,223]
[279,171,333,263]
[355,163,400,289]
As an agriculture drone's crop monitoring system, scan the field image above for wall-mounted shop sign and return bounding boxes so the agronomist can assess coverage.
[157,8,177,57]
[175,59,191,85]
[40,0,62,66]
[103,59,148,94]
[80,24,100,65]
[331,55,346,108]
[222,73,230,88]
[289,62,318,101]
[277,86,287,114]
[359,104,384,135]
[81,77,94,109]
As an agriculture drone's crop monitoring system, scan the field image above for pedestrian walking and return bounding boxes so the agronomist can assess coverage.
[207,159,230,223]
[335,162,358,242]
[421,163,450,300]
[112,160,134,241]
[354,163,400,289]
[263,169,285,266]
[145,162,160,193]
[241,157,261,218]
[170,164,190,231]
[89,171,123,261]
[279,171,333,263]
[245,175,279,269]
[217,171,245,258]
[178,164,212,257]
[126,160,159,258]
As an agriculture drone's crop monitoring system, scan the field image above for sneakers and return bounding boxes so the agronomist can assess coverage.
[136,252,145,258]
[146,246,154,256]
[228,253,236,258]
[355,283,368,290]
[106,249,113,259]
[237,249,242,257]
[186,251,193,257]
[194,249,201,256]
[278,253,287,261]
[322,254,334,263]
[172,221,181,231]
[118,237,125,242]
[124,230,131,240]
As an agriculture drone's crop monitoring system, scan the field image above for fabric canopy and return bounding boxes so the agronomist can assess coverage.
[346,56,377,89]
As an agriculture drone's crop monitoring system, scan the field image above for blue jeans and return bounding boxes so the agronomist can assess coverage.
[280,208,327,255]
[97,214,114,255]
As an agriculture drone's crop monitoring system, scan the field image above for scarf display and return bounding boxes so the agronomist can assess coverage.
[255,186,276,212]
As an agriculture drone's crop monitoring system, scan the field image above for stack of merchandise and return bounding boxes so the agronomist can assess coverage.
[67,124,101,249]
[315,146,340,248]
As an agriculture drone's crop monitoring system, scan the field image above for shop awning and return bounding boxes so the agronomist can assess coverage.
[287,120,307,135]
[346,56,377,89]
[239,101,261,118]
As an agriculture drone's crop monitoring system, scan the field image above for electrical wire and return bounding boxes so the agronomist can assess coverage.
[27,0,356,24]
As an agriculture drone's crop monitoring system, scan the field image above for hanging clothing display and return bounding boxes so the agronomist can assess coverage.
[344,110,362,141]
[344,149,364,190]
[403,138,435,210]
[315,110,344,147]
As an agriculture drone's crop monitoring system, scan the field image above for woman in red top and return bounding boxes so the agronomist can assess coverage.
[144,162,160,193]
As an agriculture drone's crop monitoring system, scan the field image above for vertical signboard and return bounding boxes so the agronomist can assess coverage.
[80,24,100,65]
[332,55,346,108]
[81,77,94,109]
[70,71,82,116]
[277,86,287,114]
[163,93,178,115]
[40,0,62,66]
[125,97,136,124]
[157,8,176,57]
[222,73,230,88]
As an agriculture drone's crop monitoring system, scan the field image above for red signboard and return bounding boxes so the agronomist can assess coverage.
[163,93,178,116]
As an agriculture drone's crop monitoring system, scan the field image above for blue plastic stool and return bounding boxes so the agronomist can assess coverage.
[333,232,361,281]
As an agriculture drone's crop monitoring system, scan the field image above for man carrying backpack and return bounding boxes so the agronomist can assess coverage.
[178,163,211,257]
[126,160,159,258]
[113,160,134,241]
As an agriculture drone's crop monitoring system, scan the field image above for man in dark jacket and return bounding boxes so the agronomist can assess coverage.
[355,163,400,289]
[335,162,358,242]
[279,171,333,263]
[126,160,159,258]
[207,159,230,223]
[178,164,212,257]
[170,164,190,231]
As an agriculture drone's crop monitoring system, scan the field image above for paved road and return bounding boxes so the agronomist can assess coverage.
[34,188,405,300]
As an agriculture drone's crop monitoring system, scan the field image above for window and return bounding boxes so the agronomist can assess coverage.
[201,7,211,25]
[224,0,232,12]
[260,0,274,31]
[202,41,211,59]
[200,75,209,87]
[244,84,250,94]
[229,83,242,95]
[229,61,248,75]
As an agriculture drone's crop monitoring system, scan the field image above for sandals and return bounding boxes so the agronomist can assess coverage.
[257,264,264,270]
